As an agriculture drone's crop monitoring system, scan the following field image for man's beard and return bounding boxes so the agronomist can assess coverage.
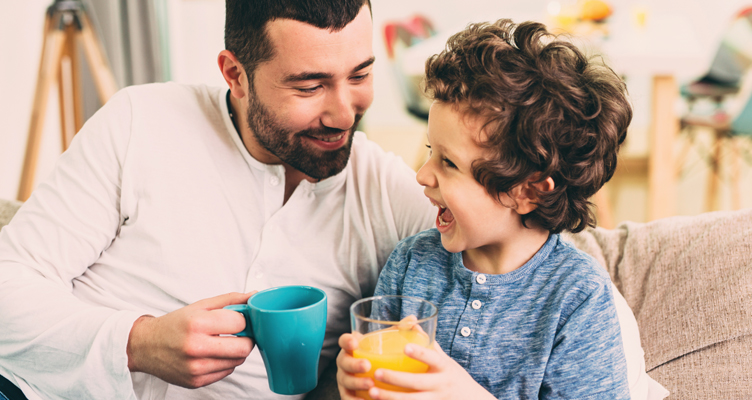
[245,91,362,180]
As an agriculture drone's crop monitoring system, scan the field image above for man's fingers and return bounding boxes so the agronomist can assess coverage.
[201,308,250,336]
[196,291,256,311]
[182,366,237,389]
[186,335,254,359]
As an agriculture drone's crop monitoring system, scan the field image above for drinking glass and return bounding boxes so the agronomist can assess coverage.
[350,295,438,399]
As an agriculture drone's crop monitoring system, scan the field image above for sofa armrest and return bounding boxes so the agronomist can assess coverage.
[564,209,752,399]
[0,199,22,230]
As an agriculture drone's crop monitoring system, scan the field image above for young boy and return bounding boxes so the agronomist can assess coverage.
[336,19,633,399]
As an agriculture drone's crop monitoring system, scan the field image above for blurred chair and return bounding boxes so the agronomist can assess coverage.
[680,7,752,108]
[384,15,436,122]
[678,7,752,212]
[383,15,436,172]
[679,68,752,212]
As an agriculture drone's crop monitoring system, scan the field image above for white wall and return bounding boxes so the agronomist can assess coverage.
[2,0,750,222]
[0,0,59,201]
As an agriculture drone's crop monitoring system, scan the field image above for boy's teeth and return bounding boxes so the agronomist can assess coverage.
[438,207,455,226]
[438,214,449,226]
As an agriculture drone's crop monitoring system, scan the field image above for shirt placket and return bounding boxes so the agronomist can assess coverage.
[451,273,489,368]
[245,166,285,292]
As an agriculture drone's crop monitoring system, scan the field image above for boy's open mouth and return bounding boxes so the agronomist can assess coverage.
[438,206,455,226]
[432,202,455,227]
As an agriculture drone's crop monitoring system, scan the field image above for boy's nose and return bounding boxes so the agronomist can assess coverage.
[416,160,436,187]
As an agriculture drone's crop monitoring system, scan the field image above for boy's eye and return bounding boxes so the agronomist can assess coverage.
[425,145,456,169]
[442,158,457,169]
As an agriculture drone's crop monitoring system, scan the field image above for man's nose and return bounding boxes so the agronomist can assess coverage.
[321,86,356,131]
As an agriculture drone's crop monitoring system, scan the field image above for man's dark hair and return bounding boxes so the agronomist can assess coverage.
[225,0,372,78]
[424,19,632,233]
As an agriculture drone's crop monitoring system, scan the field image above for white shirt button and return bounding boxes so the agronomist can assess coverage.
[472,300,482,310]
[460,327,471,337]
[269,176,280,186]
[476,274,487,284]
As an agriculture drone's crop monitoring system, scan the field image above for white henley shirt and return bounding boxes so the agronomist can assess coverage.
[0,83,435,399]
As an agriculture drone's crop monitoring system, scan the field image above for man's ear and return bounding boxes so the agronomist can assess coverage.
[218,50,248,100]
[512,174,555,215]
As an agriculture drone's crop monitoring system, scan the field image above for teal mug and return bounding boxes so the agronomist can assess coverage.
[224,285,327,395]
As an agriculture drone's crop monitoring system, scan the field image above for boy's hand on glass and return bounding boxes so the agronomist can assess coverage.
[336,332,373,400]
[365,341,496,400]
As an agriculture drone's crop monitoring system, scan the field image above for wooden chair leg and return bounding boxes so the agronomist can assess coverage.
[58,23,79,152]
[705,130,724,212]
[648,75,679,221]
[731,137,742,210]
[79,13,118,103]
[18,15,68,201]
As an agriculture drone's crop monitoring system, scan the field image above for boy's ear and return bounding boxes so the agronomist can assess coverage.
[512,174,555,215]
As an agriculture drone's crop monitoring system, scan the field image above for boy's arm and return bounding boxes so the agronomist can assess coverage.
[540,281,631,400]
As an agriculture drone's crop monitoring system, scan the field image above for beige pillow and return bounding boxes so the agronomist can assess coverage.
[563,209,752,399]
[0,199,22,230]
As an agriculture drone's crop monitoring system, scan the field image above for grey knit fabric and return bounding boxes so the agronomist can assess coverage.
[562,209,752,399]
[0,199,21,230]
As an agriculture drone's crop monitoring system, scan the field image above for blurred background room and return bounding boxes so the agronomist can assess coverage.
[2,0,751,227]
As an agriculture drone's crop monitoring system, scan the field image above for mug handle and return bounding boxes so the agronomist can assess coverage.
[223,304,254,338]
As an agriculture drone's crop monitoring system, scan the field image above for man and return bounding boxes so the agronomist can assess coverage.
[1,1,652,399]
[0,0,433,399]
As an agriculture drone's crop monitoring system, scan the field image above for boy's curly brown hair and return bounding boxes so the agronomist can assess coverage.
[424,19,632,233]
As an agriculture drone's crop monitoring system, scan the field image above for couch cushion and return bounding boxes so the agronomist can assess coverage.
[649,334,752,399]
[0,199,22,230]
[563,208,752,375]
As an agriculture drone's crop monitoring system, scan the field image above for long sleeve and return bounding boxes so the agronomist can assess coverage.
[0,89,143,399]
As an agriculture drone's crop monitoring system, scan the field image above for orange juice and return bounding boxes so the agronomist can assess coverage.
[353,328,430,399]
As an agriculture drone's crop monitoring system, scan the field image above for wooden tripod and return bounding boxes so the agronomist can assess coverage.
[17,0,118,201]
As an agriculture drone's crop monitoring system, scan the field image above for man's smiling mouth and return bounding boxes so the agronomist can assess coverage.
[309,132,345,142]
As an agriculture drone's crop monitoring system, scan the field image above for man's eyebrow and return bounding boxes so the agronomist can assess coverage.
[282,72,333,84]
[351,56,376,73]
[281,57,376,84]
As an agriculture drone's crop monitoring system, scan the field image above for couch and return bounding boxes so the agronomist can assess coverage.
[1,198,750,399]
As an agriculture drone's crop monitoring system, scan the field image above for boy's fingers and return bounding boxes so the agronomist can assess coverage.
[338,371,375,392]
[368,386,424,400]
[397,315,418,330]
[338,351,371,374]
[403,343,445,370]
[338,332,363,352]
[373,369,434,392]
